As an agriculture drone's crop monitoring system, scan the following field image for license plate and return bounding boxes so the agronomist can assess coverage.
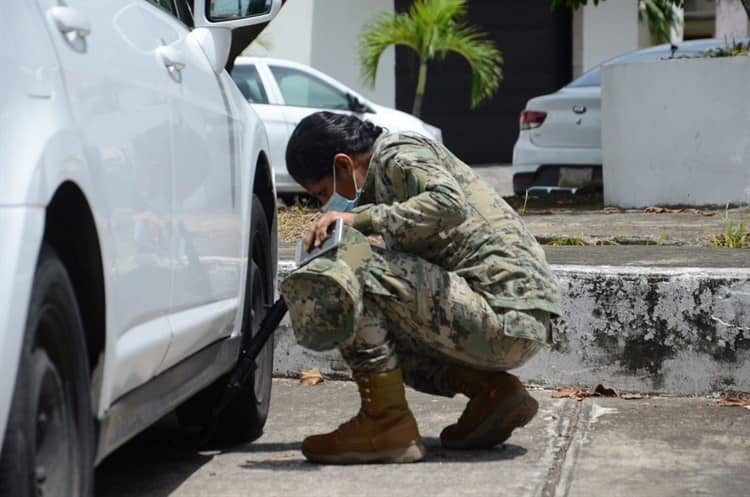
[559,167,593,187]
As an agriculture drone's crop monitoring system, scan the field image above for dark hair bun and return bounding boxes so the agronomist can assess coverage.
[286,112,384,184]
[360,120,383,142]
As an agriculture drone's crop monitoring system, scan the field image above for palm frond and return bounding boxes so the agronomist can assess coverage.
[359,12,420,87]
[409,0,469,56]
[434,24,504,108]
[640,0,677,44]
[358,0,503,112]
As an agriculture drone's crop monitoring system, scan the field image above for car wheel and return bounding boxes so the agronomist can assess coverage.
[0,247,94,497]
[177,195,274,446]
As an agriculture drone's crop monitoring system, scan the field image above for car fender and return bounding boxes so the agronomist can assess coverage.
[0,1,113,451]
[220,71,277,338]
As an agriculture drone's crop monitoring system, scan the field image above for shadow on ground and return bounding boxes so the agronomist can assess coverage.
[95,415,211,497]
[234,436,527,471]
[97,416,529,495]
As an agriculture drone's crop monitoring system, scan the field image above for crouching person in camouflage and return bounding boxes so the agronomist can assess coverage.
[281,112,561,464]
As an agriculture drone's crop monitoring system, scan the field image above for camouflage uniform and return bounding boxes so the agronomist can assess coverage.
[281,132,561,397]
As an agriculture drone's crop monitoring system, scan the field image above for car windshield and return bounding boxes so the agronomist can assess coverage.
[565,40,727,88]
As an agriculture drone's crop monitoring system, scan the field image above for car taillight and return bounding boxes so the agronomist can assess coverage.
[520,111,547,130]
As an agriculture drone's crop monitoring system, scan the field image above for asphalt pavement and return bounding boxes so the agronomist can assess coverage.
[97,379,750,497]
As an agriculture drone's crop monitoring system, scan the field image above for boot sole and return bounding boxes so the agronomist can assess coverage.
[302,440,426,465]
[441,390,539,450]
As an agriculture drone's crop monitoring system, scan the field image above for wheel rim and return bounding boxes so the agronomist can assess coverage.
[250,262,272,407]
[31,347,75,497]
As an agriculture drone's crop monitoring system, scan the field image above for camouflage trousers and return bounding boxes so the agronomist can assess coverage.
[336,247,549,397]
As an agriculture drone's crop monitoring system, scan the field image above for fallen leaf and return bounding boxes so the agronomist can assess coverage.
[552,384,638,401]
[621,393,645,400]
[717,394,750,409]
[644,206,716,216]
[300,368,324,386]
[552,388,591,401]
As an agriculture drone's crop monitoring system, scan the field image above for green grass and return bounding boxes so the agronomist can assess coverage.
[519,190,530,216]
[594,239,620,246]
[546,233,586,246]
[710,214,750,249]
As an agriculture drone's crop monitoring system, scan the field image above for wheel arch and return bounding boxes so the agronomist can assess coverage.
[43,182,106,378]
[252,151,277,295]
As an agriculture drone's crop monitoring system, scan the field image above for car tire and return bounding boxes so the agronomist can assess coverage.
[0,246,95,497]
[177,195,274,446]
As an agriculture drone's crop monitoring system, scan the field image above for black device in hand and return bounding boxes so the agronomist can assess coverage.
[295,217,345,267]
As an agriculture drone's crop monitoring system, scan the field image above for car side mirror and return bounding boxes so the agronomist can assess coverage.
[190,0,282,73]
[193,0,281,28]
[347,94,372,114]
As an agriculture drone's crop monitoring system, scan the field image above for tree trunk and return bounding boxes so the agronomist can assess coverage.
[411,59,428,118]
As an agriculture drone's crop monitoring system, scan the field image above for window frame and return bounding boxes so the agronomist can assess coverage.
[144,0,179,17]
[268,65,351,111]
[230,63,270,104]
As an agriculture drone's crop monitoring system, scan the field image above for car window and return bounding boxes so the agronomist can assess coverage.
[567,48,672,88]
[269,66,349,110]
[566,68,601,88]
[146,0,178,16]
[231,64,269,104]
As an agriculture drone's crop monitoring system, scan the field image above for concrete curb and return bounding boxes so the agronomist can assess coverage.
[273,260,750,395]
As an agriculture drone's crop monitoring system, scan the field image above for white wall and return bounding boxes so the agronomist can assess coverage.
[310,0,395,107]
[249,0,395,107]
[580,0,639,72]
[602,58,750,207]
[716,0,749,38]
[246,0,314,63]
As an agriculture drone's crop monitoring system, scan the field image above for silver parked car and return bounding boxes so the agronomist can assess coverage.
[1,1,281,494]
[511,38,736,195]
[231,57,443,195]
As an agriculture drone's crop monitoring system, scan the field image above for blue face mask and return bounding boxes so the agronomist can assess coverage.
[321,161,362,212]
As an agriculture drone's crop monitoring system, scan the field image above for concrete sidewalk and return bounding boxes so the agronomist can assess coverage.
[472,163,750,246]
[522,206,750,247]
[97,379,750,497]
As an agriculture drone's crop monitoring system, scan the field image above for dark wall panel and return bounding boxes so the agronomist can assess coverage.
[394,0,572,164]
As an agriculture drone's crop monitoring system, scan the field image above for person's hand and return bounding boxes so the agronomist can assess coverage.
[304,211,353,251]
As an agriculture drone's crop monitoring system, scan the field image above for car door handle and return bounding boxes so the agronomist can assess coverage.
[49,6,91,40]
[573,105,587,114]
[156,45,186,77]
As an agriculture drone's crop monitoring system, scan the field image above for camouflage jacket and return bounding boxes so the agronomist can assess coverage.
[352,132,562,317]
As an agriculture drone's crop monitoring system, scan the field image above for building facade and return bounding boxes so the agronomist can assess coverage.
[253,0,742,164]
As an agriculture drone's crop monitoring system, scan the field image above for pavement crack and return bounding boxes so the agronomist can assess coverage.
[540,400,586,497]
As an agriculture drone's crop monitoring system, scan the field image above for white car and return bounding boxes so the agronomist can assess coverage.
[231,57,443,195]
[1,0,281,494]
[511,39,731,196]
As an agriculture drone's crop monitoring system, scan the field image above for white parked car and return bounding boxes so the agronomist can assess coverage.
[231,57,443,195]
[1,0,281,494]
[511,39,732,196]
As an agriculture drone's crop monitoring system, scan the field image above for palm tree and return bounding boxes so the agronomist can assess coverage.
[359,0,503,118]
[553,0,681,44]
[640,0,680,44]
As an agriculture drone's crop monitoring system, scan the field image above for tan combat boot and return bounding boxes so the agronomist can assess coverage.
[302,368,426,464]
[440,366,538,450]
